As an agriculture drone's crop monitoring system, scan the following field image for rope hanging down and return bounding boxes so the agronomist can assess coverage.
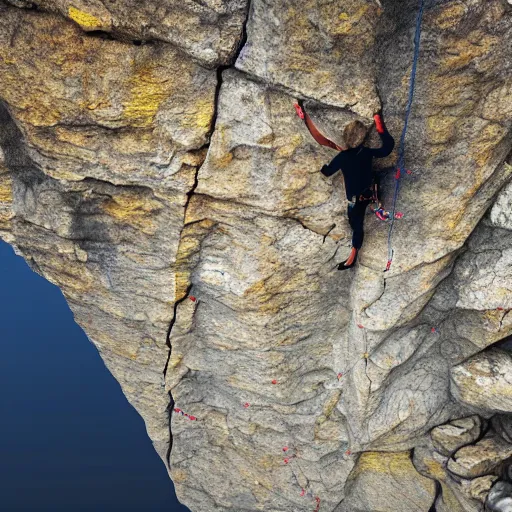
[385,0,426,272]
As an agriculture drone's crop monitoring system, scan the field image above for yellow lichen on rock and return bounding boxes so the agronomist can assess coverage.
[342,451,436,511]
[68,6,102,29]
[0,173,12,205]
[334,5,371,35]
[180,98,215,132]
[431,3,467,30]
[124,64,172,128]
[355,451,420,476]
[440,32,499,72]
[101,191,163,235]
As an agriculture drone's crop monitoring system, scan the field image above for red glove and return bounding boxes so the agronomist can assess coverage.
[294,103,305,120]
[374,114,385,134]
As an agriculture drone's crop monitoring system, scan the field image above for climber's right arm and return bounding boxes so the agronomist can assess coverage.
[295,102,343,151]
[370,113,395,158]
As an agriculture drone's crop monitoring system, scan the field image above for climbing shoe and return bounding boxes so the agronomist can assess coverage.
[338,248,358,271]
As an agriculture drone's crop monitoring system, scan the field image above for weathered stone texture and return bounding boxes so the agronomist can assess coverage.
[451,349,512,414]
[1,0,512,511]
[431,416,484,457]
[338,451,436,512]
[236,0,381,118]
[447,433,512,479]
[6,0,249,66]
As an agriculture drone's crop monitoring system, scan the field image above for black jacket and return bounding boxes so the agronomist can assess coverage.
[321,130,395,200]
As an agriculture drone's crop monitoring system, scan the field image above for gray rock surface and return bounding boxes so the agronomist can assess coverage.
[337,451,436,512]
[413,439,484,512]
[492,415,512,444]
[236,0,381,117]
[431,416,484,457]
[486,482,512,512]
[447,433,512,479]
[7,0,249,66]
[491,179,512,231]
[463,475,499,503]
[451,349,512,414]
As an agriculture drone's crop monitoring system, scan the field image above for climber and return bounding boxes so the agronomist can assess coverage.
[294,101,395,270]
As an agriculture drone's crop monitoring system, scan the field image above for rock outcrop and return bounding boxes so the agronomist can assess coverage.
[1,0,512,511]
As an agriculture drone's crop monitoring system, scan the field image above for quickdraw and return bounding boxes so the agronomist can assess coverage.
[173,408,197,421]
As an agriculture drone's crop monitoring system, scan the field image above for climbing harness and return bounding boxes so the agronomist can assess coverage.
[366,182,404,222]
[385,0,426,272]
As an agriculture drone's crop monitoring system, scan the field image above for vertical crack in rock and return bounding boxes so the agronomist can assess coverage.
[163,163,198,468]
[428,480,441,512]
[163,0,253,472]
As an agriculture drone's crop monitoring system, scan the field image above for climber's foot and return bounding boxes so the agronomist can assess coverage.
[338,248,358,270]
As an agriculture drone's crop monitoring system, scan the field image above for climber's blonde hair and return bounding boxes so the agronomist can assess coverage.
[343,120,368,149]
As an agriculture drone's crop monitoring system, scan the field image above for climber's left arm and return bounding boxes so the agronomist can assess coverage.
[320,153,343,177]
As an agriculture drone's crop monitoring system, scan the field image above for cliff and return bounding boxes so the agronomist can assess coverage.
[0,0,511,510]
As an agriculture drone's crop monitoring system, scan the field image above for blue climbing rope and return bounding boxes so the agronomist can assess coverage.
[385,0,426,272]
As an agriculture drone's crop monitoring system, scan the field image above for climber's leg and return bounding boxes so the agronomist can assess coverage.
[338,200,369,270]
[350,199,369,250]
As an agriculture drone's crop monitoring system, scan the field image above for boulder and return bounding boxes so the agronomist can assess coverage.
[447,433,512,479]
[431,416,484,456]
[413,440,485,512]
[451,349,512,414]
[486,481,512,512]
[6,0,249,66]
[462,475,498,503]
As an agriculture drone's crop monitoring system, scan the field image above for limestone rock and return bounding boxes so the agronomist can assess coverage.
[236,0,381,117]
[337,451,436,512]
[447,433,512,479]
[453,224,512,312]
[431,416,484,456]
[0,3,218,463]
[492,415,512,444]
[462,475,499,503]
[486,481,512,512]
[8,0,249,66]
[413,440,484,512]
[0,4,217,190]
[451,349,512,414]
[491,177,512,231]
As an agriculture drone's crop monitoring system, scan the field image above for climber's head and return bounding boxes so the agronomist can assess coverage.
[343,120,368,149]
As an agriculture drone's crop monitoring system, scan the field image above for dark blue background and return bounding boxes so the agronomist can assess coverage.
[0,239,190,511]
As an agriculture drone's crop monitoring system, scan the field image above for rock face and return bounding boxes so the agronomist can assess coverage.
[431,416,484,457]
[6,0,249,66]
[1,0,512,511]
[338,451,436,512]
[447,433,512,479]
[451,349,512,414]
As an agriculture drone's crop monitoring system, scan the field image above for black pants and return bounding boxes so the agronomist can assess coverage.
[348,199,370,249]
